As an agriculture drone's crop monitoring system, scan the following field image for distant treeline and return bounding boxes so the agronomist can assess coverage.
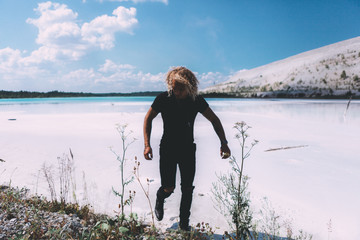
[0,90,163,99]
[2,90,357,99]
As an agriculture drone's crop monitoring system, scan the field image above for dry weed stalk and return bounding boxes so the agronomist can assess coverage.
[82,171,89,204]
[133,157,155,228]
[42,148,76,205]
[0,159,6,181]
[327,219,332,240]
[42,163,57,202]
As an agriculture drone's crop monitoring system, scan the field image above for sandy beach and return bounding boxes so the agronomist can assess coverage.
[1,98,359,239]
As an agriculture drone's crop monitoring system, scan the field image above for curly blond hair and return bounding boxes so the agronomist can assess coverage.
[165,66,199,100]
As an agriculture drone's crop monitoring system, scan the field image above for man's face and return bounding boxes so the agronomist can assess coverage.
[172,81,188,99]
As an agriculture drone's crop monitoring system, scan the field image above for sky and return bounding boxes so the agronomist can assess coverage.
[0,0,360,93]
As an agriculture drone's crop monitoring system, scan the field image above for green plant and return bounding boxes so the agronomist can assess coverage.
[353,75,359,82]
[212,121,258,240]
[165,222,216,240]
[194,222,215,239]
[341,70,347,79]
[260,85,268,92]
[111,124,136,224]
[294,230,313,240]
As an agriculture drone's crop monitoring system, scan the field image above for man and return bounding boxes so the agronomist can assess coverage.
[143,66,231,231]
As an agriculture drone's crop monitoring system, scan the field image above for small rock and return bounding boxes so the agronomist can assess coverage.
[169,216,177,221]
[22,222,31,231]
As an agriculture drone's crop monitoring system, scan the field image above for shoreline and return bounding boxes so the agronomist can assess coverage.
[1,90,359,100]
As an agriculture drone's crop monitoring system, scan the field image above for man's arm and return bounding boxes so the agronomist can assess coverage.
[201,107,231,159]
[143,107,159,160]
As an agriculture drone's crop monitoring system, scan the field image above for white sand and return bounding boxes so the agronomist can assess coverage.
[1,99,359,240]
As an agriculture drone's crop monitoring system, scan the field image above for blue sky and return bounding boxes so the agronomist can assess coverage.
[0,0,359,93]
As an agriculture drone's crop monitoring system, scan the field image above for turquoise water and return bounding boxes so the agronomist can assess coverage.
[0,96,155,104]
[0,96,253,114]
[1,97,359,125]
[0,96,156,114]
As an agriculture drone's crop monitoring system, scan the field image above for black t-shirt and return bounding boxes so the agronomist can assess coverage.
[151,91,209,145]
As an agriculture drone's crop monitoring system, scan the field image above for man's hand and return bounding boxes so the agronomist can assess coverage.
[143,107,158,161]
[220,144,231,159]
[202,107,231,159]
[144,146,153,160]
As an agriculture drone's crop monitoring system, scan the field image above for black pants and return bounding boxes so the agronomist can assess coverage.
[159,142,196,188]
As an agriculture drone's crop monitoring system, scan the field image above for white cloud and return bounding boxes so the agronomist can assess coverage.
[0,48,22,72]
[0,46,230,92]
[0,49,231,92]
[197,71,229,89]
[81,7,138,49]
[0,47,48,82]
[0,48,51,91]
[93,60,165,92]
[99,59,136,73]
[24,2,138,63]
[26,2,79,40]
[62,68,99,89]
[0,57,164,92]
